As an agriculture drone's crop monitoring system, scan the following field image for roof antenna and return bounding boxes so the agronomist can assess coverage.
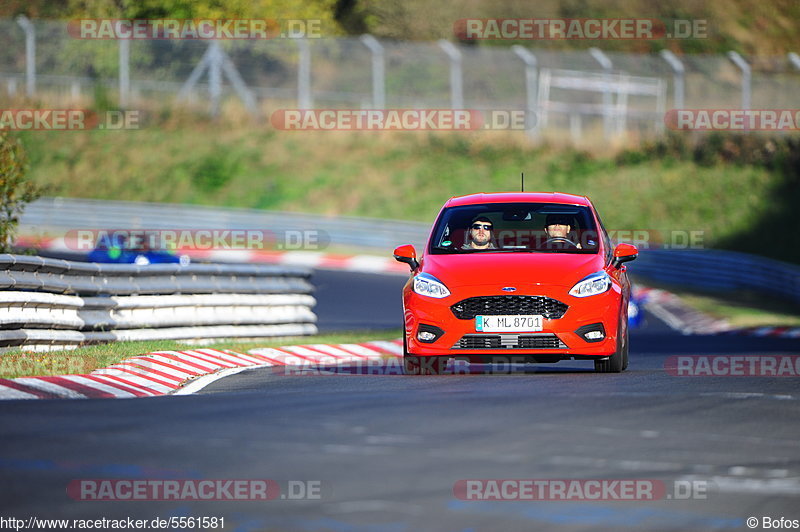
[521,172,524,192]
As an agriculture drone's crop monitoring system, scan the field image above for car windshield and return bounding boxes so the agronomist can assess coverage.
[429,203,600,254]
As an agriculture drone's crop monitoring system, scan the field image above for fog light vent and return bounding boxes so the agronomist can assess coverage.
[417,324,445,343]
[575,323,606,343]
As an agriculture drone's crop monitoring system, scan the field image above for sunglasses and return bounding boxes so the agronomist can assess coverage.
[471,223,493,230]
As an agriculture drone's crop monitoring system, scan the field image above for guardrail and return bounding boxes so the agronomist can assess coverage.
[629,249,800,305]
[0,254,317,351]
[20,197,432,252]
[19,197,800,305]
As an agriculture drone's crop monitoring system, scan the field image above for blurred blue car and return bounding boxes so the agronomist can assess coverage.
[627,290,645,329]
[87,233,189,265]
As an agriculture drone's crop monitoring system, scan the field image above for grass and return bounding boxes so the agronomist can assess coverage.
[363,0,800,56]
[15,110,800,264]
[0,329,403,379]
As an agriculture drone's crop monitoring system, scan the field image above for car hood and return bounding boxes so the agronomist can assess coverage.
[420,252,605,288]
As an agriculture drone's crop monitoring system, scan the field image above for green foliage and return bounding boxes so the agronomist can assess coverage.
[2,0,800,55]
[620,131,800,172]
[0,131,41,252]
[612,132,800,263]
[190,149,245,192]
[348,0,800,55]
[17,119,800,265]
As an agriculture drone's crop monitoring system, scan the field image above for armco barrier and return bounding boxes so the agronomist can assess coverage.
[0,254,317,351]
[18,197,800,305]
[20,197,431,252]
[629,249,800,306]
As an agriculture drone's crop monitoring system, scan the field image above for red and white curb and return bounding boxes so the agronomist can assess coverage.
[0,340,404,400]
[635,287,734,335]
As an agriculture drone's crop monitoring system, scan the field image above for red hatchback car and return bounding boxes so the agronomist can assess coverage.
[393,192,638,374]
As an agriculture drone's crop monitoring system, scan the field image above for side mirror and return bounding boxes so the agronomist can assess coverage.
[393,244,419,270]
[612,243,638,268]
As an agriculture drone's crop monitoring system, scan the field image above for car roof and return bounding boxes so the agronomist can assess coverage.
[444,192,592,208]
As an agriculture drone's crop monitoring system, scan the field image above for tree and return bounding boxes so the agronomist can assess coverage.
[0,131,41,253]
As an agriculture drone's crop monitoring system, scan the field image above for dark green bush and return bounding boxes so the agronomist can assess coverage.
[0,131,41,252]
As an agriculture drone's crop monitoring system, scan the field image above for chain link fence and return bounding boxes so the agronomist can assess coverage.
[1,19,799,140]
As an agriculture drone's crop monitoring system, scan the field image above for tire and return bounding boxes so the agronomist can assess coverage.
[594,318,627,373]
[621,331,630,370]
[403,337,447,375]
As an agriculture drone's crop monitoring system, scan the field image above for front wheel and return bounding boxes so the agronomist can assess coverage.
[403,338,447,375]
[594,319,627,373]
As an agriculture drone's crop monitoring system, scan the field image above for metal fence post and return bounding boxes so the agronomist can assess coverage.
[659,49,685,110]
[788,52,800,71]
[178,41,257,116]
[208,41,223,116]
[297,39,312,108]
[118,27,130,108]
[511,45,539,138]
[178,44,212,103]
[360,35,385,109]
[15,15,36,97]
[727,51,751,109]
[220,54,258,116]
[589,47,613,136]
[437,40,463,109]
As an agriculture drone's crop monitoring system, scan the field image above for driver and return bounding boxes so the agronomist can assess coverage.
[463,216,497,250]
[544,214,582,249]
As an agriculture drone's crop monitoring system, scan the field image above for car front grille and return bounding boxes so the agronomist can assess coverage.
[450,296,568,320]
[453,334,568,350]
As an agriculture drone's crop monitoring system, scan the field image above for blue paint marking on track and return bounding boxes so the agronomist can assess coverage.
[251,516,409,532]
[0,457,201,478]
[447,500,744,529]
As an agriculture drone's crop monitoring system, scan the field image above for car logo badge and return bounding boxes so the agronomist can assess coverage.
[502,287,516,292]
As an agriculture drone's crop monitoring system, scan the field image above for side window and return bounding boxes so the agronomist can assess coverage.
[595,212,613,264]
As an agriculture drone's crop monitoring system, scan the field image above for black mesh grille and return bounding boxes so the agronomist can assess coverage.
[455,335,503,349]
[517,335,567,349]
[450,296,568,320]
[454,334,567,350]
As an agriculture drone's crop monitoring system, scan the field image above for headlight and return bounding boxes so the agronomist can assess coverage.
[569,271,611,297]
[413,273,451,298]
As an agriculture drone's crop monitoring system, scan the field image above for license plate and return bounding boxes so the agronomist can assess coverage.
[476,315,543,332]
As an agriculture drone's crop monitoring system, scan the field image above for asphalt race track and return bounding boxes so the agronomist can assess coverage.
[1,270,799,532]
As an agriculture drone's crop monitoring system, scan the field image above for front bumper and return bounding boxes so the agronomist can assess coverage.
[403,283,624,359]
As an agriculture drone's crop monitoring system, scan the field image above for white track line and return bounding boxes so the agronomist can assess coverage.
[172,365,270,395]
